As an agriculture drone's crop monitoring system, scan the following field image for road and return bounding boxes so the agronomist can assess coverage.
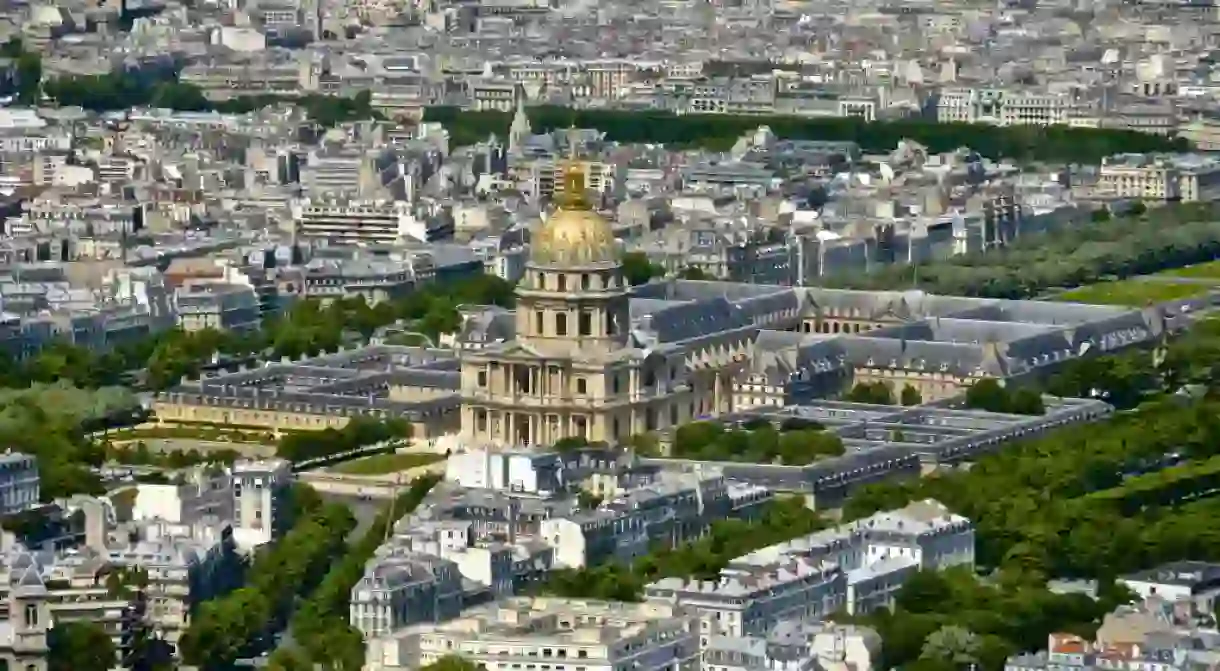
[320,491,390,542]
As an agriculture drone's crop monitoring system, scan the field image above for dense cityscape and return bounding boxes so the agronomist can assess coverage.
[0,0,1220,669]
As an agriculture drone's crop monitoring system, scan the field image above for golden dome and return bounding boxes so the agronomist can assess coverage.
[530,157,620,267]
[531,207,619,266]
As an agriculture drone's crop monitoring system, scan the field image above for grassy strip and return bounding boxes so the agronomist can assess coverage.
[329,452,445,475]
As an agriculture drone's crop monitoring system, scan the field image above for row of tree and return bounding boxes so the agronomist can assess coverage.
[38,67,382,127]
[963,379,1046,415]
[669,418,844,465]
[844,380,923,406]
[541,496,824,601]
[179,485,355,669]
[269,475,442,671]
[825,202,1220,299]
[1081,454,1220,516]
[274,417,412,463]
[422,105,1189,162]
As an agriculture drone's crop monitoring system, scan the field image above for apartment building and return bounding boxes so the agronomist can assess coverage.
[0,453,38,516]
[291,200,425,245]
[538,469,771,569]
[230,459,294,549]
[443,447,768,561]
[0,493,246,666]
[179,54,310,99]
[132,458,294,552]
[349,543,465,638]
[174,281,261,332]
[644,500,973,635]
[1097,153,1220,203]
[936,88,1084,126]
[705,621,881,671]
[365,597,701,671]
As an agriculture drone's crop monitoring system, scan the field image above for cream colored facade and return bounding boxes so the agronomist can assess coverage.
[460,160,747,447]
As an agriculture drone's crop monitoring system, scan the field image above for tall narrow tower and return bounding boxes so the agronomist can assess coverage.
[508,85,531,155]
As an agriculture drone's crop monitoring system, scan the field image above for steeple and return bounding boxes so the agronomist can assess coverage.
[509,85,531,154]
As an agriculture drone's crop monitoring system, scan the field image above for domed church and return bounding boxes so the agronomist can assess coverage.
[458,153,754,447]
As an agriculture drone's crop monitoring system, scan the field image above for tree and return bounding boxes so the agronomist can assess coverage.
[621,252,665,286]
[965,378,1010,413]
[920,625,982,666]
[845,381,894,405]
[267,647,316,671]
[901,384,923,406]
[553,436,589,451]
[49,621,117,671]
[965,379,1045,415]
[624,433,661,457]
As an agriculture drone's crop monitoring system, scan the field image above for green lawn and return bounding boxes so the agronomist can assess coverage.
[1054,280,1208,306]
[1159,260,1220,281]
[330,452,445,475]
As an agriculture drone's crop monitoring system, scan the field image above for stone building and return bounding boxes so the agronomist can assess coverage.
[458,157,752,446]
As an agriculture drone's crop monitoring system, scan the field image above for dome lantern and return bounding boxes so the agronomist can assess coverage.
[529,134,619,268]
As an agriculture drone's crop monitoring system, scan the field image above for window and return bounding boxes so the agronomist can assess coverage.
[477,371,487,387]
[536,311,545,334]
[557,275,566,292]
[576,378,587,394]
[581,274,591,291]
[579,312,592,336]
[556,313,568,336]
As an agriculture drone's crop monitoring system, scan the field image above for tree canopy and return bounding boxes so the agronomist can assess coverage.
[40,69,382,127]
[48,621,117,671]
